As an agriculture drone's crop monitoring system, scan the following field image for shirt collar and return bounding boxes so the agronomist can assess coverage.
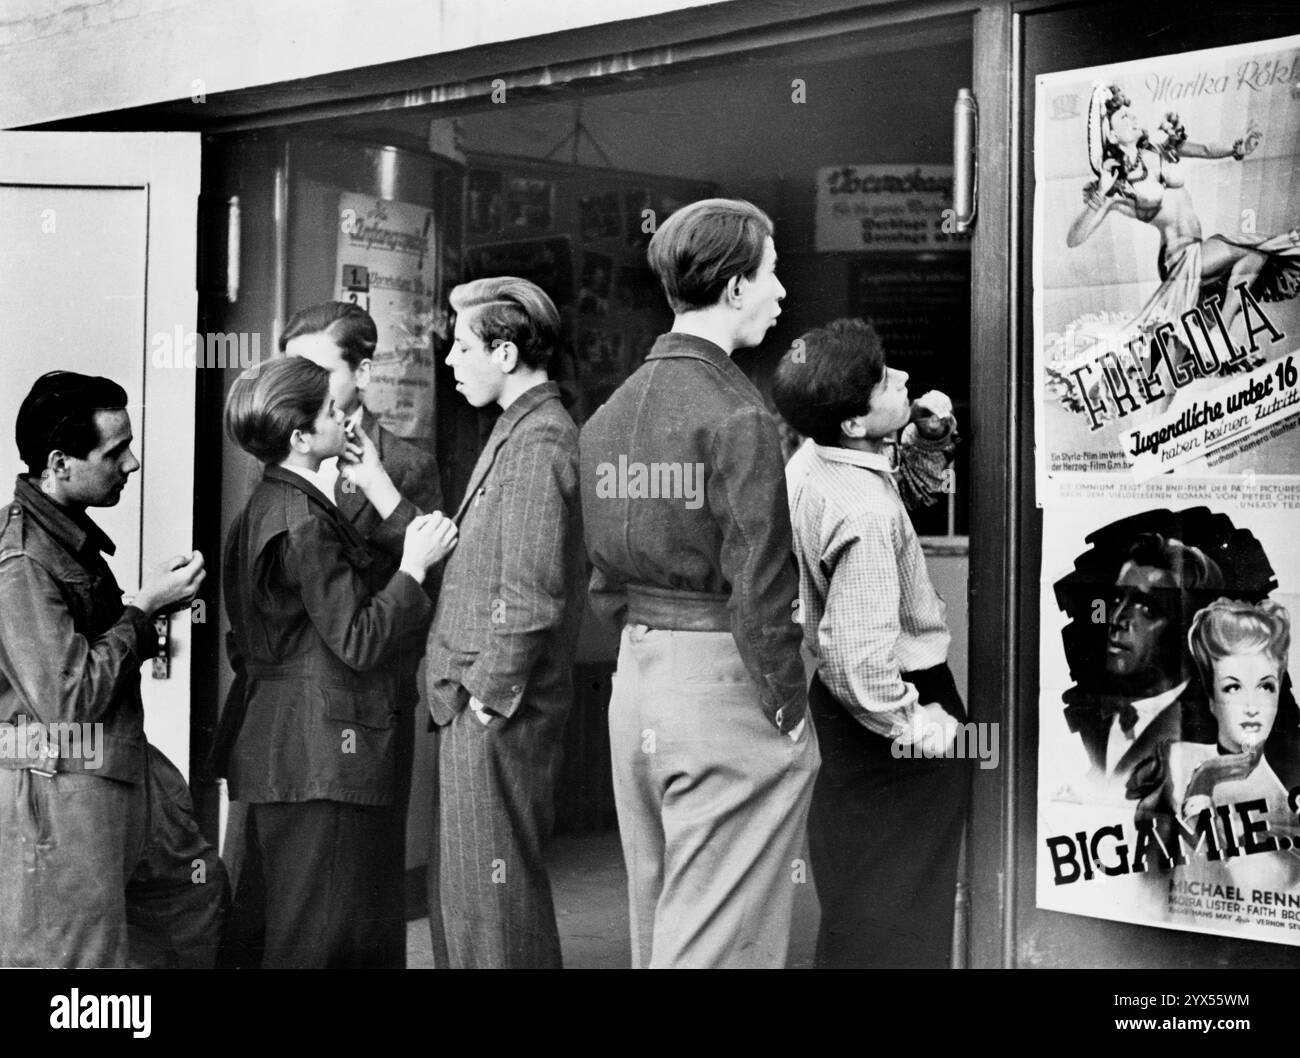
[277,463,338,506]
[494,380,560,433]
[12,476,117,557]
[1129,679,1189,718]
[811,440,897,477]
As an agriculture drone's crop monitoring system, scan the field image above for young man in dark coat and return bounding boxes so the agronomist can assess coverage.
[281,300,445,959]
[220,356,455,967]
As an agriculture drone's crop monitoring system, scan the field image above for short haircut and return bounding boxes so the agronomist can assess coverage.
[647,197,773,313]
[16,371,128,475]
[1126,533,1224,592]
[1188,597,1291,691]
[449,276,560,370]
[771,318,886,446]
[279,301,377,371]
[225,356,330,465]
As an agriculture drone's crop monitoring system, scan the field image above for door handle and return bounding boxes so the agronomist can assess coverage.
[953,88,979,232]
[151,615,171,679]
[227,195,241,304]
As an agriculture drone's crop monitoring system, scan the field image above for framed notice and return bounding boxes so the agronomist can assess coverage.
[814,164,971,253]
[335,193,441,438]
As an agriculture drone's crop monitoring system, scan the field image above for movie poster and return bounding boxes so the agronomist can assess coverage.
[1036,496,1300,945]
[335,193,442,438]
[1033,36,1300,499]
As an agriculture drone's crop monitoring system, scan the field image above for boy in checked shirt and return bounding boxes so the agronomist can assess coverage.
[773,317,968,969]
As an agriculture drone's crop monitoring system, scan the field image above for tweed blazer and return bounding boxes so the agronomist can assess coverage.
[425,382,585,725]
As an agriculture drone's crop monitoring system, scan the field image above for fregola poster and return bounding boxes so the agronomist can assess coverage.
[1035,35,1300,948]
[335,193,442,438]
[1033,35,1300,499]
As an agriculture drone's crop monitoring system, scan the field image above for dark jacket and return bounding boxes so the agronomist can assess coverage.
[1063,681,1207,780]
[579,332,807,731]
[0,477,155,782]
[220,465,433,805]
[425,382,584,725]
[336,407,444,710]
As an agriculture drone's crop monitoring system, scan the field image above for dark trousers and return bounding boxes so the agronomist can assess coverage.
[0,744,227,968]
[807,664,971,969]
[220,707,414,969]
[230,799,400,968]
[427,702,566,968]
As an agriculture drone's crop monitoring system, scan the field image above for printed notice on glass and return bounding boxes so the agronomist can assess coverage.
[335,193,442,438]
[814,165,971,253]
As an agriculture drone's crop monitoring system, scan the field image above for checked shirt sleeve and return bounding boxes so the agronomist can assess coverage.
[814,507,922,739]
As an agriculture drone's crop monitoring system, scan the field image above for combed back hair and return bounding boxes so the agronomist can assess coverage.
[279,301,378,370]
[450,276,560,370]
[647,197,773,313]
[16,371,128,475]
[1127,533,1224,592]
[225,356,330,465]
[1188,598,1291,690]
[771,318,887,447]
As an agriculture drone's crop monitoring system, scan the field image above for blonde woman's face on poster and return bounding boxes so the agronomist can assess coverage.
[1209,650,1281,752]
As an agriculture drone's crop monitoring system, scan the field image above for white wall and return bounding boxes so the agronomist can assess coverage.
[0,0,725,128]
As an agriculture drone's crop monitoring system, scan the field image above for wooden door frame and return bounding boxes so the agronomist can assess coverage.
[966,2,1017,969]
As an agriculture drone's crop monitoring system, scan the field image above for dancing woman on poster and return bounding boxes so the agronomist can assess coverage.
[1067,83,1300,351]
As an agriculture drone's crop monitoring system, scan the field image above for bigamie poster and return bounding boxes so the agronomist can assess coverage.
[1033,35,1300,498]
[1036,494,1300,946]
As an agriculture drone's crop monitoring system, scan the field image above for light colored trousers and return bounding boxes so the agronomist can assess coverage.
[609,624,820,968]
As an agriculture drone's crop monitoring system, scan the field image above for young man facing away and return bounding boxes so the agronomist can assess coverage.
[424,276,585,968]
[772,317,969,969]
[580,198,820,969]
[0,371,226,968]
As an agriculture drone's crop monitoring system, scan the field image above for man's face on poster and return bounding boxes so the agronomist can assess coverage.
[1106,561,1185,693]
